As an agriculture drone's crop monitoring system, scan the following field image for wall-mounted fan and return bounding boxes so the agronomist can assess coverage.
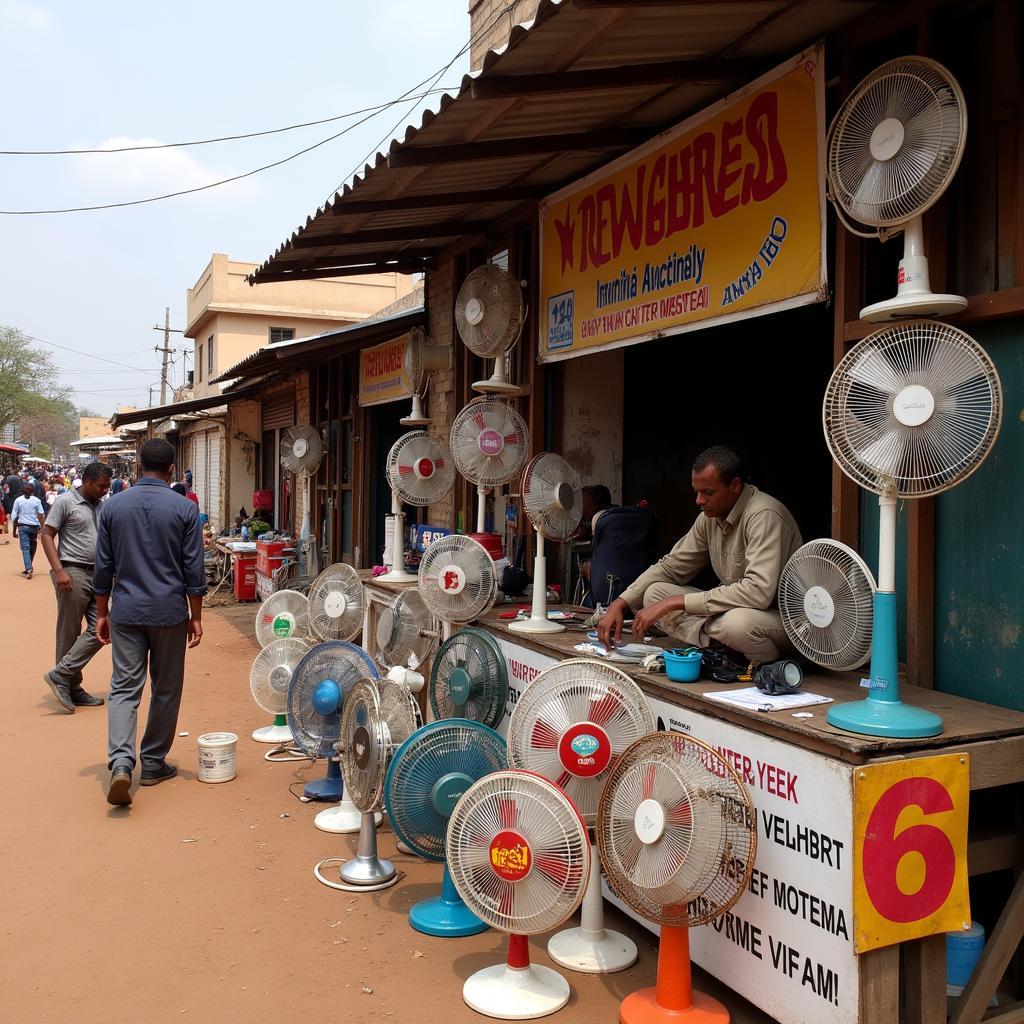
[255,589,309,647]
[417,534,498,625]
[598,732,756,1024]
[824,320,1001,737]
[447,770,590,1019]
[779,539,876,671]
[374,588,438,692]
[828,56,968,322]
[249,636,310,748]
[384,719,507,936]
[510,452,582,635]
[281,424,324,576]
[455,264,525,395]
[308,563,363,642]
[401,328,452,427]
[430,627,508,729]
[509,659,653,974]
[381,430,455,582]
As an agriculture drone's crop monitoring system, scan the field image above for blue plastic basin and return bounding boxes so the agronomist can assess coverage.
[664,648,702,683]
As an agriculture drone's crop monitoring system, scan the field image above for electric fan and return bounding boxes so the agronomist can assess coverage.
[510,453,582,635]
[254,589,309,647]
[598,732,756,1024]
[508,659,654,974]
[779,539,877,670]
[401,328,452,427]
[824,320,1001,737]
[430,627,509,729]
[450,397,529,557]
[280,424,324,576]
[447,770,591,1019]
[417,533,498,625]
[380,430,455,582]
[383,719,507,936]
[374,588,438,692]
[249,636,309,745]
[307,563,363,642]
[828,56,968,322]
[455,264,525,395]
[317,678,422,891]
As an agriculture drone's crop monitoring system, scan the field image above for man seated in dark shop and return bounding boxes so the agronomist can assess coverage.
[596,445,802,664]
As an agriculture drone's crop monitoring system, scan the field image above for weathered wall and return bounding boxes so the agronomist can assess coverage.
[425,258,458,527]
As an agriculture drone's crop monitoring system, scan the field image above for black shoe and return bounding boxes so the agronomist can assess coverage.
[70,688,105,707]
[107,768,132,806]
[42,672,75,713]
[140,763,177,787]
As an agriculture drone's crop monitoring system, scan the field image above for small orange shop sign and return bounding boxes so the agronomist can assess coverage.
[538,45,826,361]
[358,335,412,407]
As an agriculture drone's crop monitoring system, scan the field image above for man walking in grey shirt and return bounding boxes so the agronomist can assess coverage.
[94,439,207,807]
[40,462,112,712]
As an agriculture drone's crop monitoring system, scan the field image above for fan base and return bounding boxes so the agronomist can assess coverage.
[620,986,729,1023]
[472,377,524,396]
[547,926,637,974]
[339,853,398,887]
[827,698,943,738]
[304,776,344,802]
[859,291,967,323]
[314,858,401,893]
[399,415,431,427]
[464,963,569,1020]
[508,616,565,635]
[251,723,293,744]
[376,568,418,583]
[410,893,488,937]
[314,805,382,834]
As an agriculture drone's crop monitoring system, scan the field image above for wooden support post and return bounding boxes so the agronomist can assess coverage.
[907,498,936,688]
[905,935,948,1024]
[860,945,901,1021]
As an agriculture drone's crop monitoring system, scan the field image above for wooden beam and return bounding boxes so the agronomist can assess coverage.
[251,260,432,284]
[387,127,655,168]
[907,498,935,689]
[968,831,1017,877]
[329,185,550,216]
[288,221,490,250]
[859,945,901,1023]
[904,935,947,1024]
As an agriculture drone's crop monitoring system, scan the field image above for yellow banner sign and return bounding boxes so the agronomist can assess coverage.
[538,46,826,361]
[358,335,412,407]
[852,753,970,953]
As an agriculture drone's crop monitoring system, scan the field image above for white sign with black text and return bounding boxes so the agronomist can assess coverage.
[495,638,560,738]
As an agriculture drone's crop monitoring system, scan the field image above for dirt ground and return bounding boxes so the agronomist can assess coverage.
[0,535,775,1024]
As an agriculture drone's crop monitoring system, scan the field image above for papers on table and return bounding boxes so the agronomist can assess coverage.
[701,687,834,713]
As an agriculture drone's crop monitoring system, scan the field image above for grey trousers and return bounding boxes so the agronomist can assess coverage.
[107,618,188,773]
[49,566,102,689]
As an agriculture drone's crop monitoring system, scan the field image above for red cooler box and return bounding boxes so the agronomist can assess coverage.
[256,540,288,577]
[233,555,258,601]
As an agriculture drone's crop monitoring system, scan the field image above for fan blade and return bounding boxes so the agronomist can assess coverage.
[588,693,619,726]
[530,718,559,749]
[499,797,517,829]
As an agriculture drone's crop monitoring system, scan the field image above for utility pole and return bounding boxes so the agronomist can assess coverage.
[152,307,184,405]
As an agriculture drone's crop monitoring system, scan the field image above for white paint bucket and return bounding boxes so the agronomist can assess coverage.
[197,732,238,783]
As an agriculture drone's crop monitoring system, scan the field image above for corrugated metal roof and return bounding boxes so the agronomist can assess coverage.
[252,0,876,283]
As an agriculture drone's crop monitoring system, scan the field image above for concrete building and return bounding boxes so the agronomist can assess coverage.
[78,417,111,440]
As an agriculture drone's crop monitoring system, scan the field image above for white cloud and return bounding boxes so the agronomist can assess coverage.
[0,1,54,31]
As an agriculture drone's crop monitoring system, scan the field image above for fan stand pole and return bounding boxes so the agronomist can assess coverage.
[477,485,488,534]
[338,810,398,888]
[304,756,345,802]
[379,492,417,582]
[409,863,489,937]
[509,531,564,634]
[463,933,571,1019]
[473,356,523,396]
[401,392,430,427]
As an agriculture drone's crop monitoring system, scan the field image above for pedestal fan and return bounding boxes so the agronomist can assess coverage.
[447,770,591,1019]
[455,264,525,395]
[383,719,507,936]
[401,328,452,427]
[417,533,498,625]
[823,320,1001,737]
[430,627,508,728]
[508,659,653,974]
[380,430,455,582]
[374,587,438,693]
[450,398,529,559]
[308,563,363,642]
[255,589,309,646]
[281,425,324,576]
[509,453,582,635]
[597,732,756,1024]
[249,636,309,749]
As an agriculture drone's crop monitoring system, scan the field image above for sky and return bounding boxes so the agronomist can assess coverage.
[0,0,472,415]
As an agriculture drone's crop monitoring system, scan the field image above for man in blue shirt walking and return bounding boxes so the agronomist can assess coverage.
[93,439,207,807]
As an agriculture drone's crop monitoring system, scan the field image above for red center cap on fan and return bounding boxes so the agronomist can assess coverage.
[478,428,504,457]
[489,829,532,882]
[558,722,611,778]
[417,457,435,479]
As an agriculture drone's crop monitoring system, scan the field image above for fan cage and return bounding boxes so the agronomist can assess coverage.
[341,679,383,812]
[455,265,525,360]
[308,563,363,642]
[255,590,310,646]
[249,636,311,714]
[521,452,583,543]
[417,534,498,624]
[280,425,324,474]
[387,430,456,507]
[430,627,509,728]
[450,398,530,488]
[377,589,437,670]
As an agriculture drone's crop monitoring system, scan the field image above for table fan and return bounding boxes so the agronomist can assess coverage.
[450,397,529,557]
[778,539,876,671]
[317,678,422,891]
[430,627,509,728]
[255,589,309,646]
[417,533,499,625]
[508,659,653,974]
[374,587,438,693]
[308,562,363,642]
[510,453,582,635]
[823,320,1002,737]
[827,56,968,322]
[380,430,455,582]
[401,327,452,427]
[598,732,756,1024]
[447,770,591,1019]
[249,636,309,748]
[281,424,324,576]
[383,719,507,936]
[455,264,525,395]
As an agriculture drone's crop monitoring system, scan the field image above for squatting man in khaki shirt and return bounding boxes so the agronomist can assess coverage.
[596,445,802,663]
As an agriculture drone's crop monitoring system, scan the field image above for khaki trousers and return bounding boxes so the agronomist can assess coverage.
[49,565,102,689]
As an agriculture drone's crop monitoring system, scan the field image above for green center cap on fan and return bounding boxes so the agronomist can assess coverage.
[353,725,371,770]
[448,666,473,706]
[558,722,612,778]
[489,829,532,882]
[272,613,294,637]
[431,771,474,817]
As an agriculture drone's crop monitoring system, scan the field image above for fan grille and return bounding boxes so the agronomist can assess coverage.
[450,399,529,488]
[280,425,324,475]
[255,590,310,647]
[418,534,498,624]
[521,452,583,542]
[824,320,1002,498]
[455,265,524,359]
[249,637,310,714]
[597,732,756,928]
[377,589,437,670]
[387,431,456,506]
[341,679,383,812]
[430,627,509,728]
[308,563,363,642]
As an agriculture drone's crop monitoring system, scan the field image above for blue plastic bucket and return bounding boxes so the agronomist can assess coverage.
[947,921,985,990]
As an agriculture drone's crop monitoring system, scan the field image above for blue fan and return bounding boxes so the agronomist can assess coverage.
[384,719,506,936]
[287,641,379,807]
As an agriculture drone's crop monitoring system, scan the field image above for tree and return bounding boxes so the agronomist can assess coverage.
[31,442,52,460]
[18,395,79,459]
[0,325,59,430]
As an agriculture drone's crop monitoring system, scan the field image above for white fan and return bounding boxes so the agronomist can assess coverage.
[380,430,455,582]
[824,320,1002,737]
[374,588,438,693]
[308,563,363,642]
[401,328,452,427]
[510,453,582,635]
[828,56,968,322]
[455,264,525,395]
[417,534,498,625]
[254,589,309,647]
[779,539,876,671]
[249,636,310,745]
[280,424,325,576]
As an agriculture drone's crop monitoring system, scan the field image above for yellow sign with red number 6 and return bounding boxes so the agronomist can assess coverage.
[853,753,970,953]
